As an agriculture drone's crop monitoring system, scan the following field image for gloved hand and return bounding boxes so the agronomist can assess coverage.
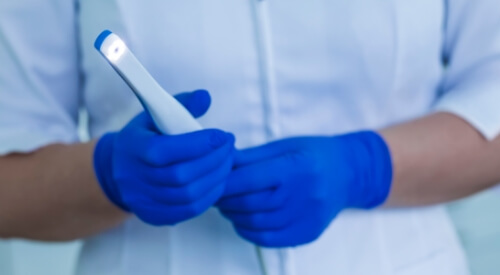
[217,131,392,247]
[94,90,235,226]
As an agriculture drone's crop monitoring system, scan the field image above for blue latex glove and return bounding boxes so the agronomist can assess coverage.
[217,131,392,247]
[94,90,235,226]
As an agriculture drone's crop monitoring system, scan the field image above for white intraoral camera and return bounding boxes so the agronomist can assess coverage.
[94,30,202,135]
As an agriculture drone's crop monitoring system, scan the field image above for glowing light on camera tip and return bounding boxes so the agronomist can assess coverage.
[105,39,126,62]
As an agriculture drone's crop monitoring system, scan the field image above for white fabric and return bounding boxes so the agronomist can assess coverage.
[3,0,500,274]
[434,0,500,140]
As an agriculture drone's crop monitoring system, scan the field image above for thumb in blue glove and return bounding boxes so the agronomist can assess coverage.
[217,131,392,247]
[94,89,236,226]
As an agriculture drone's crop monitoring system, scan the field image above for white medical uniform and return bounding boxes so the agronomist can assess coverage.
[2,0,500,274]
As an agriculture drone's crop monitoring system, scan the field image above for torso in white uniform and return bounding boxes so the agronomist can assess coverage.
[73,1,470,274]
[74,1,471,275]
[2,0,483,274]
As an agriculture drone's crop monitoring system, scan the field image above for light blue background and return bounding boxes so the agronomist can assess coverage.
[448,189,500,275]
[5,240,80,275]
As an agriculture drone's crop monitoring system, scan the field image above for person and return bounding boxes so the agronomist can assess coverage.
[1,0,500,274]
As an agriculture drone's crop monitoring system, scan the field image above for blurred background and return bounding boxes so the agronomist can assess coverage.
[448,191,500,274]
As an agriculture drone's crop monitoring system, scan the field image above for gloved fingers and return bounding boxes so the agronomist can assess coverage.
[115,111,176,155]
[234,227,288,248]
[125,90,211,135]
[217,188,288,213]
[143,137,234,185]
[128,198,183,226]
[130,182,226,226]
[234,219,323,248]
[139,129,235,166]
[125,111,159,133]
[234,138,300,168]
[173,89,211,118]
[165,181,226,222]
[145,156,233,205]
[222,155,297,197]
[220,206,297,231]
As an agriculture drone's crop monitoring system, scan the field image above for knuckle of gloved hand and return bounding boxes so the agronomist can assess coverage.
[221,155,235,173]
[236,227,274,247]
[266,190,286,209]
[168,166,191,184]
[121,193,138,208]
[238,197,256,211]
[273,215,290,229]
[254,232,274,247]
[246,214,264,229]
[304,226,325,245]
[122,116,142,132]
[178,184,201,203]
[135,203,178,226]
[312,196,333,218]
[140,215,168,226]
[207,130,232,149]
[143,140,164,165]
[111,167,129,185]
[277,193,290,209]
[183,202,205,218]
[305,214,330,241]
[141,213,175,226]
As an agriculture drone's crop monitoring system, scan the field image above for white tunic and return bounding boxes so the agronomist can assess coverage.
[2,0,500,274]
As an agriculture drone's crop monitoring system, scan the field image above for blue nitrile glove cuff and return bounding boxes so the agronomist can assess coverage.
[94,132,130,212]
[341,130,393,209]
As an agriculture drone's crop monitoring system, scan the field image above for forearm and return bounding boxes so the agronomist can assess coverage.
[381,112,500,207]
[0,142,128,241]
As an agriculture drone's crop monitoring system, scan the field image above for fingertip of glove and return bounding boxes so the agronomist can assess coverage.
[192,89,211,101]
[206,129,235,149]
[189,89,212,117]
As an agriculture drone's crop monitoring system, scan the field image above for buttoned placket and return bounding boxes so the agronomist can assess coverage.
[250,1,295,275]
